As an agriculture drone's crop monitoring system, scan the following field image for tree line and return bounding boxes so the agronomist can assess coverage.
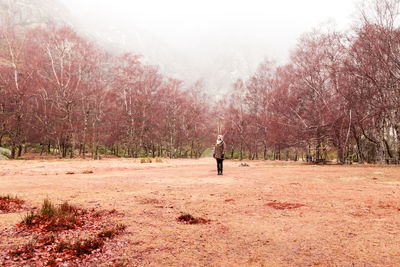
[0,25,213,159]
[2,0,400,164]
[220,0,400,164]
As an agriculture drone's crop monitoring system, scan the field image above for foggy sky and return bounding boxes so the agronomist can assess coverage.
[59,0,360,93]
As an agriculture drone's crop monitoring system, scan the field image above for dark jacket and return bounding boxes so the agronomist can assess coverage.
[213,141,225,159]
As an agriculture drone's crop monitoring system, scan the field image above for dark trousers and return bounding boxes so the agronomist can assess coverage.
[216,158,223,174]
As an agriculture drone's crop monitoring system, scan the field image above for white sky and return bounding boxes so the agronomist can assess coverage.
[60,0,360,91]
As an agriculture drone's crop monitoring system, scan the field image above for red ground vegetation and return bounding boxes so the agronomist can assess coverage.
[0,195,26,213]
[1,199,126,266]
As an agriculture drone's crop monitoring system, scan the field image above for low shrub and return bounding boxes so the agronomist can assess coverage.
[22,211,35,225]
[140,157,153,163]
[21,199,81,232]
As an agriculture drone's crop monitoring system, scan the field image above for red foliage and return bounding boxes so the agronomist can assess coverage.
[1,203,126,266]
[0,196,25,213]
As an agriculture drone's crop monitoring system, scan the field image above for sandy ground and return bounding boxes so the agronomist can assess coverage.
[1,158,400,266]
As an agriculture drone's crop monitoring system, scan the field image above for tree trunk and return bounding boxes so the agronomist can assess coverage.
[190,140,194,158]
[395,125,400,163]
[315,143,320,162]
[263,143,267,160]
[375,141,385,164]
[40,143,45,156]
[63,144,68,158]
[82,143,86,159]
[277,145,281,160]
[354,132,364,163]
[70,139,75,159]
[17,144,22,157]
[11,142,16,159]
[248,146,252,160]
[58,139,63,158]
[383,138,393,163]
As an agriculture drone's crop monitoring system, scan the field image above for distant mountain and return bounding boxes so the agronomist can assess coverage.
[0,0,257,98]
[0,0,71,27]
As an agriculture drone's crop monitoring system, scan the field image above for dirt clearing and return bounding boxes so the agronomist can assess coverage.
[1,158,400,266]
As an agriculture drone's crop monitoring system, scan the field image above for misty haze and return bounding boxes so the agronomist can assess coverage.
[1,0,400,266]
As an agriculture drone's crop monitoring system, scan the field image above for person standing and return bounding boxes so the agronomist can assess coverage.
[213,135,225,175]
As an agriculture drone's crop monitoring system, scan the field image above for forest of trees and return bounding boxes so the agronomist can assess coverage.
[1,0,400,164]
[220,0,400,164]
[0,25,213,159]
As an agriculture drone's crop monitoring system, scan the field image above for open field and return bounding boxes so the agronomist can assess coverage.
[1,158,400,266]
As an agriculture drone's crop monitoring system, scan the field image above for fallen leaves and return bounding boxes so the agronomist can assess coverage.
[1,199,126,266]
[0,195,26,213]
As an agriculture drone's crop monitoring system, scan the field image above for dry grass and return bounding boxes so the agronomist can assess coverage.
[1,158,400,266]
